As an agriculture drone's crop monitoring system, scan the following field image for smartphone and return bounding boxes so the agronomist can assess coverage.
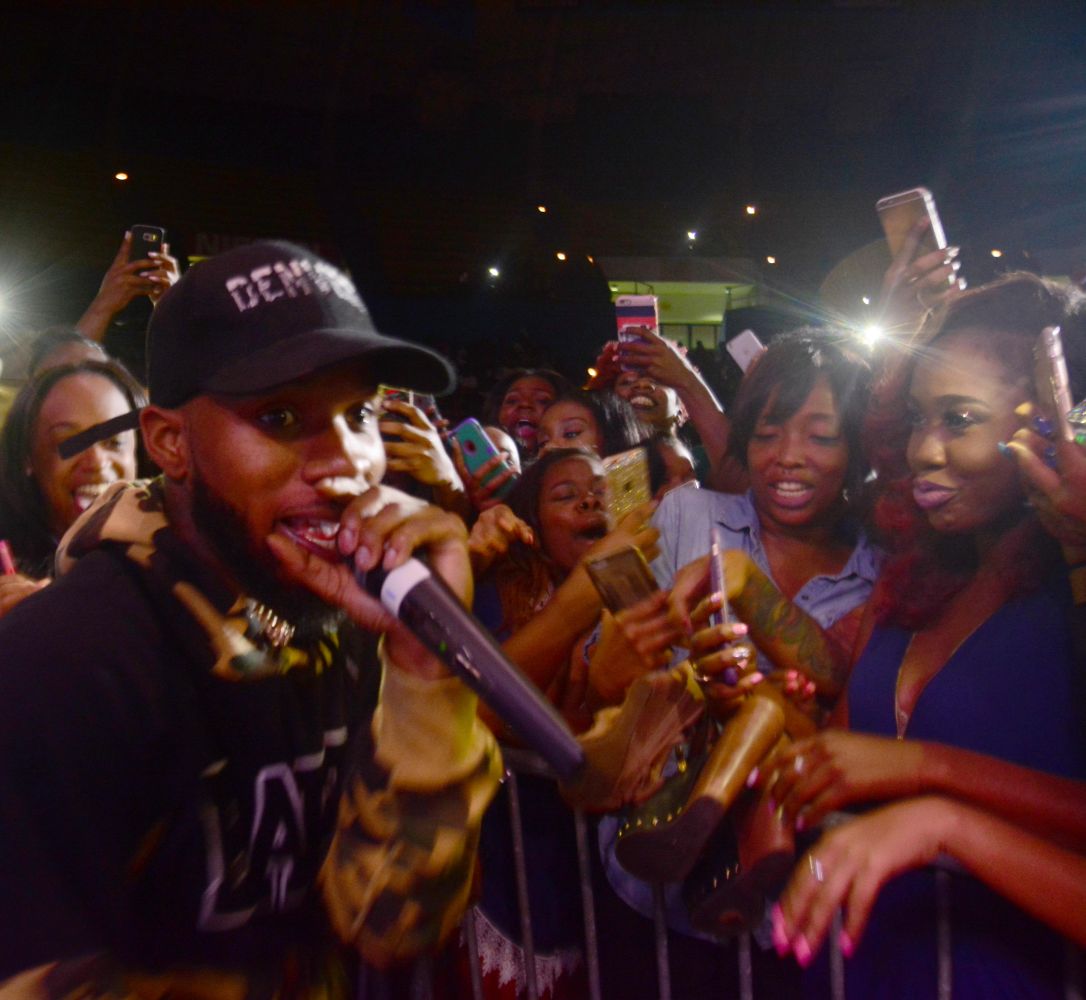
[1036,326,1075,443]
[875,187,947,260]
[601,446,651,525]
[707,526,734,629]
[129,225,165,264]
[725,329,766,374]
[615,294,659,372]
[708,525,743,685]
[378,384,414,426]
[585,545,659,613]
[450,417,517,497]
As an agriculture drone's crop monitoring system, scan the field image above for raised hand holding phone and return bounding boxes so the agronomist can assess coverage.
[875,187,963,329]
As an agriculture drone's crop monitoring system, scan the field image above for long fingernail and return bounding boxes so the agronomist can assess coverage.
[997,441,1013,459]
[795,812,806,832]
[771,905,790,956]
[1032,415,1054,437]
[945,245,960,260]
[746,766,760,788]
[1044,444,1058,468]
[339,524,358,552]
[839,931,855,958]
[749,672,764,685]
[722,667,739,686]
[354,545,372,569]
[794,935,813,968]
[732,621,749,635]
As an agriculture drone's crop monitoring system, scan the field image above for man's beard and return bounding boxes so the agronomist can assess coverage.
[190,469,345,644]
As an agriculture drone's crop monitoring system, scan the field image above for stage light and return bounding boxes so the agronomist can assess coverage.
[537,205,547,214]
[487,266,500,277]
[991,249,1003,258]
[687,231,697,241]
[555,251,567,261]
[766,255,777,265]
[114,172,129,181]
[745,205,757,216]
[587,367,598,379]
[860,324,885,348]
[586,255,595,264]
[862,296,871,305]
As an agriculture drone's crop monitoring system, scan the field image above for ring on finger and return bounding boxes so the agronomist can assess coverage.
[808,855,825,883]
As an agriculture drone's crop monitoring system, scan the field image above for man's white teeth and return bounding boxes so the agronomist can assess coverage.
[630,395,655,408]
[290,520,341,549]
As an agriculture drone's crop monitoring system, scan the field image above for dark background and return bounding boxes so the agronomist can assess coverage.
[2,0,1085,381]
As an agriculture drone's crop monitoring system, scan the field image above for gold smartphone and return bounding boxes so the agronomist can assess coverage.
[601,447,651,524]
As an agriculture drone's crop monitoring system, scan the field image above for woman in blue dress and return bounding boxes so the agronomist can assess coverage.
[768,272,1086,998]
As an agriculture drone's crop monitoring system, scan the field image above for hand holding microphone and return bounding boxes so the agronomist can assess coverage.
[267,486,584,778]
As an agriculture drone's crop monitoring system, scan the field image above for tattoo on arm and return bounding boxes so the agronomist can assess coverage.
[737,571,851,697]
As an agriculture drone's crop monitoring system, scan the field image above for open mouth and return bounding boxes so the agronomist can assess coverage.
[629,395,656,410]
[515,419,538,438]
[71,482,113,514]
[768,480,815,508]
[278,516,342,558]
[577,519,609,541]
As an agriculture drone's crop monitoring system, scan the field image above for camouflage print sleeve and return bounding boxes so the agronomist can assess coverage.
[321,645,502,966]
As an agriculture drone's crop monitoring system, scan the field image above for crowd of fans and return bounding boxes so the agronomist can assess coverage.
[0,216,1083,1000]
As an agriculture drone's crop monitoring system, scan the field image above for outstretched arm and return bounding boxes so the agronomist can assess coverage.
[773,795,1086,964]
[768,730,1086,850]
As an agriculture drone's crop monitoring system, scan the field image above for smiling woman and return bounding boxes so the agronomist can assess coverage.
[769,273,1086,999]
[0,360,145,580]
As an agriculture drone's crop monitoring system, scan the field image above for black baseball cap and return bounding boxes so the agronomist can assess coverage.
[149,240,454,405]
[59,240,455,458]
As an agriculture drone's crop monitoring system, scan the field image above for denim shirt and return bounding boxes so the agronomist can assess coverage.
[600,488,882,934]
[651,487,882,633]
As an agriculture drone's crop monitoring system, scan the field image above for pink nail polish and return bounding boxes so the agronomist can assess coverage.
[770,904,790,956]
[839,931,855,958]
[794,935,813,968]
[732,622,749,635]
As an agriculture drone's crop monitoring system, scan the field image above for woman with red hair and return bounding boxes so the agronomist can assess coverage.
[768,272,1086,998]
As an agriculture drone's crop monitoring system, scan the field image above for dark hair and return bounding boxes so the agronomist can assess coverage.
[27,326,109,375]
[645,431,695,496]
[543,388,646,458]
[726,327,873,502]
[867,272,1086,628]
[482,368,574,427]
[495,448,604,633]
[0,360,148,576]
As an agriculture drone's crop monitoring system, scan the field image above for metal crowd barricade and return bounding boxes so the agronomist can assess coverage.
[361,749,1083,1000]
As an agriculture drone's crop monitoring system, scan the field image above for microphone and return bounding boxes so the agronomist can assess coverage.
[355,557,585,780]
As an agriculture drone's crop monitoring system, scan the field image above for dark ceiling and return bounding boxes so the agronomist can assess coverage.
[2,0,1085,371]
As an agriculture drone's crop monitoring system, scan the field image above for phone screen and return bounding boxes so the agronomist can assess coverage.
[585,546,659,613]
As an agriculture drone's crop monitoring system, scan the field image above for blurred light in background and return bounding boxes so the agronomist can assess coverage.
[114,172,129,181]
[745,205,757,216]
[766,255,777,264]
[555,251,567,261]
[860,324,885,348]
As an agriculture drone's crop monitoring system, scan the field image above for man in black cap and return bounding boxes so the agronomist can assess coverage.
[0,242,500,997]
